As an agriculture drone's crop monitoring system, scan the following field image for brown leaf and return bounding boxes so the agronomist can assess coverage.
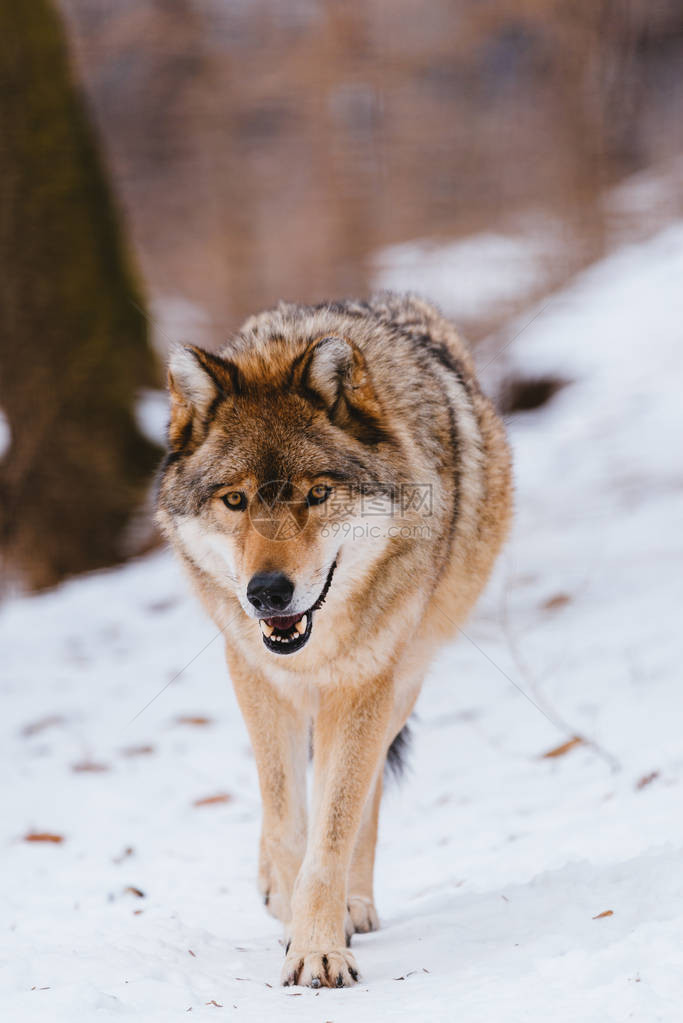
[120,745,155,757]
[541,736,584,759]
[72,761,110,773]
[636,771,659,790]
[193,793,233,807]
[542,593,571,611]
[124,886,145,898]
[592,910,613,919]
[113,846,134,864]
[188,949,196,957]
[21,715,66,737]
[24,832,64,844]
[205,1000,223,1007]
[177,715,212,727]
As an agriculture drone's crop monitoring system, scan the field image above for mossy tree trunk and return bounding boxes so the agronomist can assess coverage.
[0,0,161,590]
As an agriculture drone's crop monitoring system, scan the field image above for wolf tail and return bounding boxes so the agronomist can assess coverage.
[385,723,412,781]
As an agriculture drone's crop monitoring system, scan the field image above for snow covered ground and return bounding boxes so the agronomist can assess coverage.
[373,228,556,323]
[3,224,683,1021]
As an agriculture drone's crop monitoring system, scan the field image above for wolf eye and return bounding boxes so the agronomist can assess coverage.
[307,483,331,506]
[222,491,246,511]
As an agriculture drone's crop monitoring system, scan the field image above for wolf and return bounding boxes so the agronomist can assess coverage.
[156,294,512,988]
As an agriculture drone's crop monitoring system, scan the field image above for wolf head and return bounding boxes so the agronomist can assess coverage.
[157,330,404,657]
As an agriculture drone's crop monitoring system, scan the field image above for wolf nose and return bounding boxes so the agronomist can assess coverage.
[247,572,294,614]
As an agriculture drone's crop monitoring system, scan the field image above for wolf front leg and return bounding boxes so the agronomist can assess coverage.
[226,650,308,924]
[346,772,382,937]
[282,674,394,988]
[347,682,422,939]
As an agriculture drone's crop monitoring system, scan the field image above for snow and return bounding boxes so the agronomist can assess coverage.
[135,388,169,448]
[0,407,10,459]
[373,159,683,330]
[373,229,554,322]
[3,224,683,1021]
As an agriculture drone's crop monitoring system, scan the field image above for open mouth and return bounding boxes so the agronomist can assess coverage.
[258,560,336,656]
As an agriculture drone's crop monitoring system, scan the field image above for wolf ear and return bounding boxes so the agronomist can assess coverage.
[300,336,385,441]
[167,345,239,451]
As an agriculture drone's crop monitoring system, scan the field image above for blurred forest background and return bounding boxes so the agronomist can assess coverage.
[2,0,683,590]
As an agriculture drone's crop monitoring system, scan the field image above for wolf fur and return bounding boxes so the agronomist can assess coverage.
[156,294,513,988]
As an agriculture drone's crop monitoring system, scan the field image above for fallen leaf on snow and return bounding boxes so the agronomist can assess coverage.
[592,910,614,919]
[124,886,145,898]
[21,715,66,738]
[177,715,213,727]
[120,745,155,757]
[193,793,233,807]
[24,832,64,844]
[205,1000,223,1007]
[636,770,659,790]
[541,736,584,759]
[71,761,110,773]
[541,592,571,611]
[113,846,134,864]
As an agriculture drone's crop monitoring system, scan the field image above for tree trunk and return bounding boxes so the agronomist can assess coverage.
[0,0,161,590]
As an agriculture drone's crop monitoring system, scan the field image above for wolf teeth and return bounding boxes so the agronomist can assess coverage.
[260,615,308,644]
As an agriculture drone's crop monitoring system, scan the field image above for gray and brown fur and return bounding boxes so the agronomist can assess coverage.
[156,294,513,988]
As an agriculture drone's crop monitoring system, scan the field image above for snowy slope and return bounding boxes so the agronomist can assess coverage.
[373,229,555,322]
[3,225,683,1022]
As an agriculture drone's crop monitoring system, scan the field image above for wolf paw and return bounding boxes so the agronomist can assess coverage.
[346,895,379,937]
[281,947,359,988]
